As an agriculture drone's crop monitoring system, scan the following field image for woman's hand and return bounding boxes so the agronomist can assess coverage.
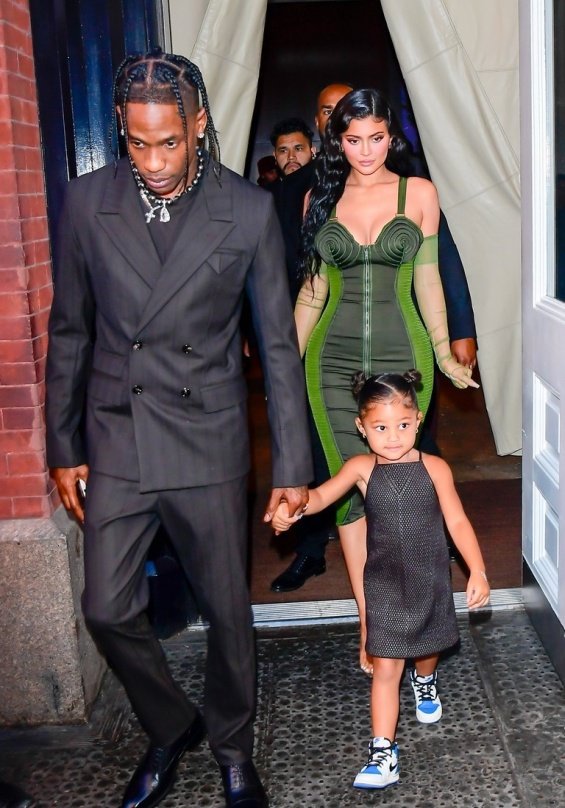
[438,353,480,390]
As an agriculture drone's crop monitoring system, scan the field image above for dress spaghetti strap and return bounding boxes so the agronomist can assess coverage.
[397,176,408,215]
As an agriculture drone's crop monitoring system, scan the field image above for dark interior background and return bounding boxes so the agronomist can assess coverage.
[29,0,165,246]
[245,0,422,181]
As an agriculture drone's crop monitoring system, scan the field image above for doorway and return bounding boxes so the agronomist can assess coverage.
[245,0,522,609]
[246,0,413,181]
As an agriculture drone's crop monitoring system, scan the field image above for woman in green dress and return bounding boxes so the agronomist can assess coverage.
[295,88,478,672]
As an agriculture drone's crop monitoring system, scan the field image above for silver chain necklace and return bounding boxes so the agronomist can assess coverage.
[132,148,205,224]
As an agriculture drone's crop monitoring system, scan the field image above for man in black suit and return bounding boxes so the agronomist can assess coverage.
[46,50,312,808]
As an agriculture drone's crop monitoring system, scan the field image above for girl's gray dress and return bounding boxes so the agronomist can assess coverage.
[364,455,460,658]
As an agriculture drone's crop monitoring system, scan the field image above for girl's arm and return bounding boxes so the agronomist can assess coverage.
[294,272,329,357]
[423,454,490,608]
[272,455,372,532]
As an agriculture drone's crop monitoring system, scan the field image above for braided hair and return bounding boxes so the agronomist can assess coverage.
[112,48,220,181]
[299,88,413,280]
[351,369,422,417]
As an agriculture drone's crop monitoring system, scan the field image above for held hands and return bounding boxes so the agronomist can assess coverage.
[466,569,490,609]
[264,485,309,532]
[51,465,89,523]
[271,501,306,535]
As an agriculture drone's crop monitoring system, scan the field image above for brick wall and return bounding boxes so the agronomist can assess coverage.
[0,0,56,518]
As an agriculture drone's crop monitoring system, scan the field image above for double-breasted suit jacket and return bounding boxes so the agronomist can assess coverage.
[46,157,313,492]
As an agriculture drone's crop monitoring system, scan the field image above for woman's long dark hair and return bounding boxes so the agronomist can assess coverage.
[299,88,413,279]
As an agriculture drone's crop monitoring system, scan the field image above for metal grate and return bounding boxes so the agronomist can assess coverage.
[2,605,565,807]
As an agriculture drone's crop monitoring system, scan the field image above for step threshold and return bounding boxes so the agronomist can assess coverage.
[250,588,523,628]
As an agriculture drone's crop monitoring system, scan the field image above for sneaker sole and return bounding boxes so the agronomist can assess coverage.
[353,773,400,790]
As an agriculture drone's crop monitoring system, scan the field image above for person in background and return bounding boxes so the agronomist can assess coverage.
[46,49,312,808]
[315,83,356,140]
[267,106,340,593]
[270,117,316,178]
[256,155,278,188]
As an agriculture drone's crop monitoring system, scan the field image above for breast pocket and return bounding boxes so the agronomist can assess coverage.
[205,250,242,275]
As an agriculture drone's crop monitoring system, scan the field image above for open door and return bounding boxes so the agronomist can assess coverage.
[521,0,565,681]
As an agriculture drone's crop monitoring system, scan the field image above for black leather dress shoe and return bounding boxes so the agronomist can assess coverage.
[270,554,326,592]
[122,711,206,808]
[220,761,268,807]
[0,781,33,808]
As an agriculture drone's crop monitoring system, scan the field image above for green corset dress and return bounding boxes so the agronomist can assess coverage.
[305,176,434,525]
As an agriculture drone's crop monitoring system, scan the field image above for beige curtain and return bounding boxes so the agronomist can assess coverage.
[168,0,268,173]
[381,0,521,455]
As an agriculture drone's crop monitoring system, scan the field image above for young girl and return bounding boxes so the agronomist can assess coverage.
[272,370,490,790]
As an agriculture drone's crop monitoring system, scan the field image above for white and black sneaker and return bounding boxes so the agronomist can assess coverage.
[410,669,442,723]
[353,737,400,789]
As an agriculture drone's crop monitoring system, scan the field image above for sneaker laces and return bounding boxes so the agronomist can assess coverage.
[412,675,437,703]
[367,743,393,768]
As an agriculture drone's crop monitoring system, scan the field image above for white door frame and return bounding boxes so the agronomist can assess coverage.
[521,0,565,674]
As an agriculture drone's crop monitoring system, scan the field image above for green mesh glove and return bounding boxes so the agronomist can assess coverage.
[414,235,478,390]
[294,268,329,358]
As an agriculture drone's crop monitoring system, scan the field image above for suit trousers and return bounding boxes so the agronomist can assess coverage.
[82,471,255,764]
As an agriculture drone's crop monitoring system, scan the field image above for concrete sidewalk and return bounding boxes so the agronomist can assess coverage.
[1,607,564,807]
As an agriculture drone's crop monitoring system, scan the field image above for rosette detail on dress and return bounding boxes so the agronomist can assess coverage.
[315,216,423,269]
[315,220,363,268]
[378,217,423,264]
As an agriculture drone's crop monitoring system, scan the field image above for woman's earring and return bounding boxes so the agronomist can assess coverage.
[120,126,125,136]
[197,132,205,140]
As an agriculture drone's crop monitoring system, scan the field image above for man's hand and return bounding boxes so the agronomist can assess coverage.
[450,338,477,371]
[263,485,309,523]
[51,465,89,523]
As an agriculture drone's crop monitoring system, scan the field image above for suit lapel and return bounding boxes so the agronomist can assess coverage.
[96,160,161,289]
[136,164,235,332]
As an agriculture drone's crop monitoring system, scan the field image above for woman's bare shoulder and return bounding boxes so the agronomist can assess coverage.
[407,176,438,202]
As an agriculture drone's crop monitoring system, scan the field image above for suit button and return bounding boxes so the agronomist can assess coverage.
[182,344,192,354]
[132,385,143,395]
[181,387,191,398]
[132,340,143,350]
